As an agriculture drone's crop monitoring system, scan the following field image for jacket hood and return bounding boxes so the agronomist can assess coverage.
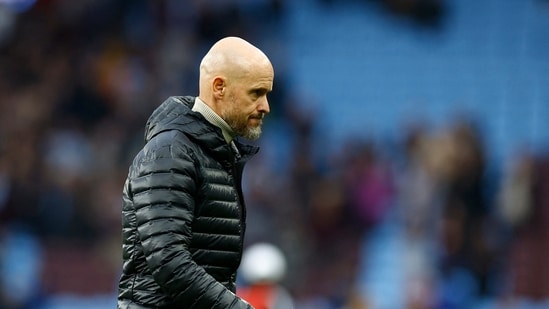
[144,96,259,161]
[145,96,215,143]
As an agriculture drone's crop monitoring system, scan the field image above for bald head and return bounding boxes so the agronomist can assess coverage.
[198,37,273,101]
[197,37,274,140]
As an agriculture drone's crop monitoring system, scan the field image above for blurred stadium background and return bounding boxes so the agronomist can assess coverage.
[0,0,548,308]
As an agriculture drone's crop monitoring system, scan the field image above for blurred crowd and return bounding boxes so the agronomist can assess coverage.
[0,0,548,308]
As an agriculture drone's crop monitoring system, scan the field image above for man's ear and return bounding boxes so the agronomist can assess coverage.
[213,77,225,100]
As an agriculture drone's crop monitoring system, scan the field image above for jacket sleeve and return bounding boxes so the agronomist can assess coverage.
[129,136,252,309]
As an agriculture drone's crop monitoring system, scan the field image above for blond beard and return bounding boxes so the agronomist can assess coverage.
[222,97,263,140]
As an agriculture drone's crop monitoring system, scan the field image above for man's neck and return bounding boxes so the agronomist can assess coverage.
[192,97,236,143]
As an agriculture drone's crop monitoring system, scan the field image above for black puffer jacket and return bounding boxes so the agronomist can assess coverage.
[118,96,258,309]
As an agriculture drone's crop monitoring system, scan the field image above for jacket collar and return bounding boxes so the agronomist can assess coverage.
[144,96,259,162]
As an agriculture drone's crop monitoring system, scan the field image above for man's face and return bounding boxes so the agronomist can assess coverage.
[221,67,273,140]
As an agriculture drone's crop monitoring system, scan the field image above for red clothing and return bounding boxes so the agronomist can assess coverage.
[238,284,276,309]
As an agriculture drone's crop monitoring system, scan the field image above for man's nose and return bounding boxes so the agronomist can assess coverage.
[258,97,270,114]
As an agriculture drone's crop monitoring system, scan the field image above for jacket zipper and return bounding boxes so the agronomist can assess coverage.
[229,141,246,262]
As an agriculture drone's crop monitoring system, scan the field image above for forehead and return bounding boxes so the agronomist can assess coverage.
[242,65,274,88]
[250,76,273,89]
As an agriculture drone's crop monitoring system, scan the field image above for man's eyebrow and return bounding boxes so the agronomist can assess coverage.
[251,87,270,93]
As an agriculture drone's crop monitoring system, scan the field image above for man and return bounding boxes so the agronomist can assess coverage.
[118,36,274,309]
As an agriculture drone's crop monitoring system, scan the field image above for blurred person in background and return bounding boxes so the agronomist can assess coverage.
[238,242,295,309]
[498,152,549,305]
[118,36,274,309]
[423,117,498,307]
